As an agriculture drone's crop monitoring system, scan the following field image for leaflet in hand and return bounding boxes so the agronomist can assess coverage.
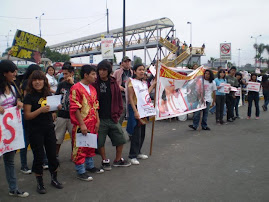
[76,133,97,148]
[46,95,62,111]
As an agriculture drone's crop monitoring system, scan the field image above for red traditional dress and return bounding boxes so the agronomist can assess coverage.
[69,82,99,165]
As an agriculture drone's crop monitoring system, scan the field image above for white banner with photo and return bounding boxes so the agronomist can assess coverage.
[155,64,206,120]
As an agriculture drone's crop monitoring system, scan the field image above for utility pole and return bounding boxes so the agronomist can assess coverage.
[6,30,12,48]
[122,0,126,57]
[106,0,109,34]
[251,35,262,68]
[187,22,192,45]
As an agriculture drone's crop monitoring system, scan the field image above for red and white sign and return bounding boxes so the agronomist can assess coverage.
[0,107,24,156]
[235,87,241,96]
[220,43,231,60]
[101,35,114,60]
[247,82,260,92]
[219,83,231,94]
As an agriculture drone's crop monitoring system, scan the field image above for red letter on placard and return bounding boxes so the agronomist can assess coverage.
[3,113,15,144]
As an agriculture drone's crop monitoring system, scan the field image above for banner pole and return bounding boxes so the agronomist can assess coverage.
[149,61,159,156]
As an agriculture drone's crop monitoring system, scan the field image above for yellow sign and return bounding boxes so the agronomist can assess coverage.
[10,30,47,63]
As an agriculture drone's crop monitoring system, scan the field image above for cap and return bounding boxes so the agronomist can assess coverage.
[122,56,131,62]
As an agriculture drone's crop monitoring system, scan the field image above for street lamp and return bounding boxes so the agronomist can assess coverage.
[237,48,241,68]
[6,30,12,48]
[187,22,192,46]
[251,34,262,68]
[36,13,45,38]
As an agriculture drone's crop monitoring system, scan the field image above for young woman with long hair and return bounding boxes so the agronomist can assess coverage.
[46,66,58,94]
[0,60,29,198]
[214,69,227,124]
[23,70,63,194]
[247,73,260,119]
[127,64,156,165]
[189,69,216,130]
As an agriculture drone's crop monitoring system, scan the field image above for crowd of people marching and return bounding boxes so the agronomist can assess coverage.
[0,57,268,198]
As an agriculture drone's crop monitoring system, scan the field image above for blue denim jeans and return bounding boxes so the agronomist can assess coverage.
[20,113,30,169]
[209,104,226,116]
[3,151,18,192]
[193,101,211,128]
[75,157,94,174]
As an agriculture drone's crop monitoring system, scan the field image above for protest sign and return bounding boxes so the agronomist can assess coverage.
[130,78,156,118]
[10,30,47,63]
[235,87,241,97]
[101,35,114,59]
[247,82,260,92]
[219,83,231,94]
[0,107,24,156]
[155,64,206,120]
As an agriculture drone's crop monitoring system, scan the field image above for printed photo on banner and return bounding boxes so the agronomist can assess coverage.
[0,107,25,156]
[130,78,156,118]
[10,29,47,63]
[247,82,261,92]
[155,64,206,120]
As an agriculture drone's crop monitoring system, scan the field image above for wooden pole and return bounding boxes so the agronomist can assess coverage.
[149,61,159,156]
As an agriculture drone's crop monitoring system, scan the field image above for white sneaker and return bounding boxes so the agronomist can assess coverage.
[130,158,140,165]
[137,154,148,160]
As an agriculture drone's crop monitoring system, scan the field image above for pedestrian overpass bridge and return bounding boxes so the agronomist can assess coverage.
[49,17,204,66]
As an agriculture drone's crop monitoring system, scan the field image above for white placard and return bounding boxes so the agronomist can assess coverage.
[46,95,62,111]
[130,78,156,118]
[220,43,231,60]
[230,87,237,92]
[0,107,24,156]
[101,37,114,59]
[76,133,97,148]
[219,83,231,94]
[235,87,241,97]
[247,82,260,92]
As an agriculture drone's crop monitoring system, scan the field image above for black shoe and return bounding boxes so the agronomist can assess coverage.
[188,125,197,130]
[51,172,63,189]
[9,190,29,198]
[77,173,93,181]
[36,176,46,194]
[86,167,104,174]
[227,118,233,122]
[113,158,131,167]
[202,127,211,130]
[220,120,226,125]
[20,167,32,174]
[232,117,236,121]
[101,160,112,171]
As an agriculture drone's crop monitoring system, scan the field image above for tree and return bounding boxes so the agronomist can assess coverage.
[133,56,142,66]
[208,57,216,68]
[44,47,70,62]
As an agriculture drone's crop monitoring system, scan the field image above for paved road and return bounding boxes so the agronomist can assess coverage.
[0,105,269,202]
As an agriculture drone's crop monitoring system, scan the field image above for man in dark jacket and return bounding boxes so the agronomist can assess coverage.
[93,60,131,171]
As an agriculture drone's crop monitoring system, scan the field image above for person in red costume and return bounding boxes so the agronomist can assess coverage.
[69,65,104,182]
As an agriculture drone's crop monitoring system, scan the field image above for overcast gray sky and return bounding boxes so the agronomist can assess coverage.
[1,0,268,66]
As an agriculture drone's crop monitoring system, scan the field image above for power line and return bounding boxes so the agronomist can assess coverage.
[43,16,106,36]
[0,14,105,20]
